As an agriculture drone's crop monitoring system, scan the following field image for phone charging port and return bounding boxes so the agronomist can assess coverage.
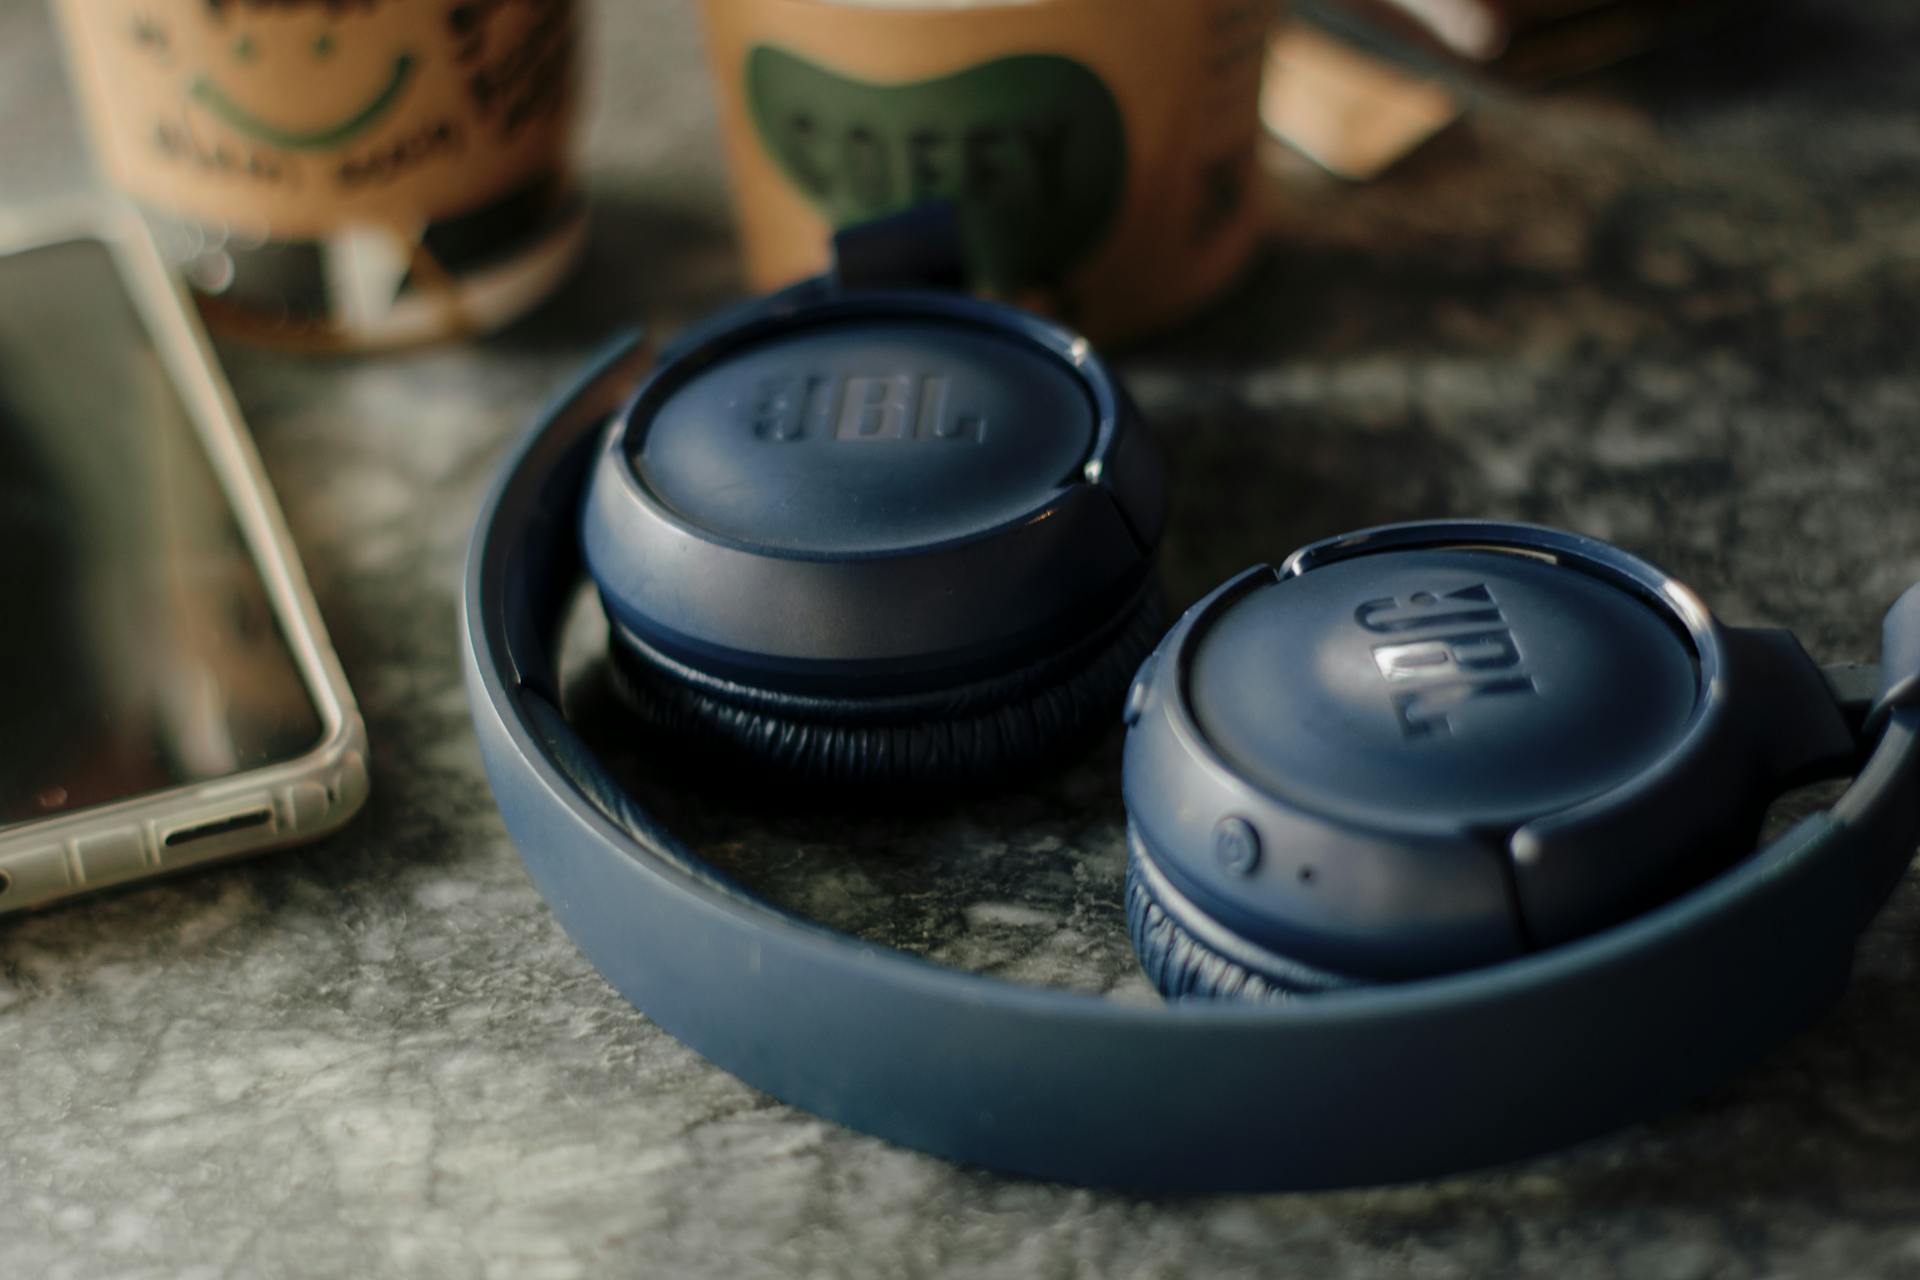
[159,808,275,865]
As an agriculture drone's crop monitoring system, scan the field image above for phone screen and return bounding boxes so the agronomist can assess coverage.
[0,238,324,829]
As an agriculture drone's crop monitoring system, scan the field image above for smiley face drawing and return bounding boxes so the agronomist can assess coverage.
[54,0,585,347]
[189,40,416,151]
[125,0,422,153]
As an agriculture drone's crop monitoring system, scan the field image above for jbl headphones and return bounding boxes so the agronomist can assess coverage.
[462,219,1920,1191]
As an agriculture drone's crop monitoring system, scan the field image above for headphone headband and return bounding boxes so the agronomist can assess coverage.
[463,334,1920,1191]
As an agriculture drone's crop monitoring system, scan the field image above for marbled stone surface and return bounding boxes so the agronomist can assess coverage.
[6,1,1920,1276]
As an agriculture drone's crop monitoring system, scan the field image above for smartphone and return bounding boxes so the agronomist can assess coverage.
[0,206,368,912]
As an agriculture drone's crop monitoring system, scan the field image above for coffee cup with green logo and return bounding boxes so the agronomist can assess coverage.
[699,0,1275,344]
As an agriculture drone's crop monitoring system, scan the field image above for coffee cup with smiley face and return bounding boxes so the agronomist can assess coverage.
[54,0,585,348]
[699,0,1276,344]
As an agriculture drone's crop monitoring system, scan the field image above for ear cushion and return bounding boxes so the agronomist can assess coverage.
[607,588,1168,787]
[1125,822,1365,1001]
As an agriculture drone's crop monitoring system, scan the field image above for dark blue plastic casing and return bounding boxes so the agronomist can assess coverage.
[464,341,1920,1192]
[1123,523,1860,982]
[580,292,1165,694]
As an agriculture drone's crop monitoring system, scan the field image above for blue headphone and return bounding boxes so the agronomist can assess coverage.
[462,236,1920,1191]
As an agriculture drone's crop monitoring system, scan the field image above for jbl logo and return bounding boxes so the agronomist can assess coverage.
[1355,583,1537,739]
[747,372,987,444]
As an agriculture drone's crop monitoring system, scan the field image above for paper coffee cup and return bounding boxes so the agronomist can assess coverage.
[698,0,1276,344]
[53,0,585,348]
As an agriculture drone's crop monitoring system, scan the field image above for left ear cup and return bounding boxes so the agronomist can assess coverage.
[580,292,1169,792]
[608,588,1167,787]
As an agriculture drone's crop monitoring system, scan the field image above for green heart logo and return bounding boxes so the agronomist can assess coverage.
[745,46,1126,293]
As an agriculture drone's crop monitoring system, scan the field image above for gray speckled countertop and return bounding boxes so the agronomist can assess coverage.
[7,1,1920,1276]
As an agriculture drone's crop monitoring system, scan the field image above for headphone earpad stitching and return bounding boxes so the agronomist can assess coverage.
[609,593,1168,787]
[1125,849,1289,1000]
[1125,831,1370,1001]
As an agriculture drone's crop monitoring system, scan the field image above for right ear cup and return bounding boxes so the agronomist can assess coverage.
[609,587,1167,787]
[1121,524,1857,998]
[1125,822,1361,1000]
